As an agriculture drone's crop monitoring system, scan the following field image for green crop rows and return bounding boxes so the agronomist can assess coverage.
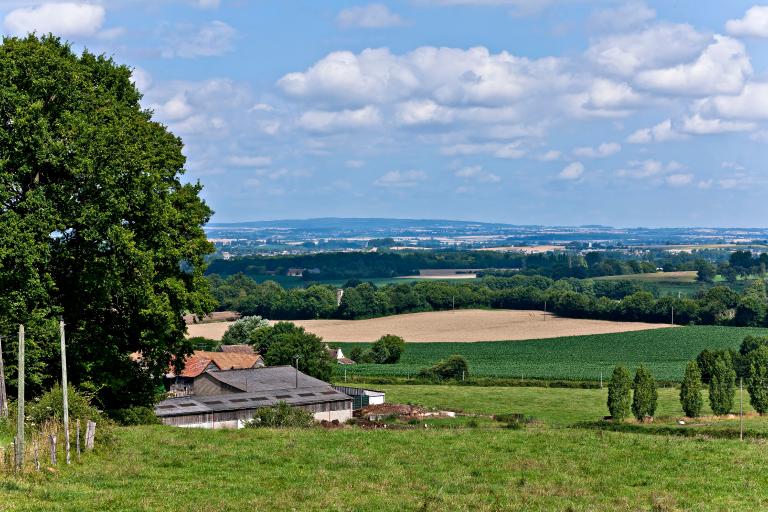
[334,326,768,382]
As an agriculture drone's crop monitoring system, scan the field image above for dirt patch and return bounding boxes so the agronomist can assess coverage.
[187,309,675,342]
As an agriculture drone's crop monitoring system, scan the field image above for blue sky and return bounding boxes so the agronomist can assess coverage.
[3,1,768,227]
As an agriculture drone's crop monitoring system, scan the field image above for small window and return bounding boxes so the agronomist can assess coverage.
[298,393,315,397]
[275,394,292,399]
[179,403,197,408]
[157,405,176,410]
[202,400,223,405]
[251,397,268,401]
[230,398,249,403]
[321,391,337,395]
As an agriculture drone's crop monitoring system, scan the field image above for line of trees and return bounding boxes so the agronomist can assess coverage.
[209,272,768,328]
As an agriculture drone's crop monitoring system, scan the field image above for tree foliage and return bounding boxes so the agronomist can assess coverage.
[631,365,658,420]
[679,360,703,418]
[355,334,405,364]
[418,355,469,381]
[709,355,736,415]
[0,36,215,408]
[747,345,768,415]
[244,401,314,428]
[607,365,632,421]
[257,322,333,382]
[220,315,269,346]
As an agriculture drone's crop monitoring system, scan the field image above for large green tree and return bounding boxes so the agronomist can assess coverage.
[0,35,215,408]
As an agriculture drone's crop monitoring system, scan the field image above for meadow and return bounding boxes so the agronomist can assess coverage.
[335,325,768,381]
[2,425,768,511]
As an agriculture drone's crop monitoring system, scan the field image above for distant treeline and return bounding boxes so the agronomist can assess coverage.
[206,250,714,281]
[208,273,768,327]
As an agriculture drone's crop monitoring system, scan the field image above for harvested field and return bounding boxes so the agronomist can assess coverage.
[595,271,698,282]
[187,309,673,342]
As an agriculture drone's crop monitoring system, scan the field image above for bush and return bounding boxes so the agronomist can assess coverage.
[108,406,161,426]
[709,355,736,415]
[261,323,334,382]
[354,334,406,364]
[747,345,768,415]
[679,360,703,418]
[631,365,658,421]
[607,365,632,421]
[243,402,314,428]
[221,315,270,346]
[418,355,469,381]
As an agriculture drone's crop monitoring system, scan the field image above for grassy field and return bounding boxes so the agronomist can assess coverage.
[335,325,768,381]
[366,384,756,426]
[595,271,763,297]
[244,274,475,289]
[3,425,768,511]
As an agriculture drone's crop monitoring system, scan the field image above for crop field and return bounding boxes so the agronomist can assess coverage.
[595,271,699,283]
[334,325,768,381]
[188,309,674,342]
[3,425,768,511]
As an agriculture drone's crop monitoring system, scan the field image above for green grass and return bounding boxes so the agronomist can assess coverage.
[368,384,756,426]
[335,325,768,382]
[3,425,768,511]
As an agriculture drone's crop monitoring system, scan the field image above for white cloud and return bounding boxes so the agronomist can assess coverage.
[249,103,274,112]
[680,114,756,135]
[196,0,221,8]
[337,4,405,28]
[161,21,236,58]
[538,150,560,161]
[373,170,427,188]
[454,165,501,183]
[698,82,768,120]
[616,159,683,178]
[298,106,381,133]
[131,67,152,92]
[665,173,693,186]
[626,119,685,143]
[3,2,105,37]
[573,142,621,158]
[345,160,365,169]
[440,141,526,159]
[722,161,745,171]
[586,23,709,76]
[635,35,752,96]
[582,79,645,110]
[395,99,453,125]
[588,2,656,32]
[558,162,584,180]
[726,6,768,37]
[227,156,272,168]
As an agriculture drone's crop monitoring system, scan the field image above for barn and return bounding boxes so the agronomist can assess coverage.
[155,366,353,428]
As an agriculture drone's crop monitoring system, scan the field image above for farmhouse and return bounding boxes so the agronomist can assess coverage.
[155,366,353,428]
[166,350,264,397]
[327,346,355,365]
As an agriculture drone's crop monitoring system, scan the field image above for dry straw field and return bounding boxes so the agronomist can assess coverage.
[187,309,673,342]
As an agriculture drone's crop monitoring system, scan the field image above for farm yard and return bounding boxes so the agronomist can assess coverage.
[187,309,673,343]
[335,325,768,381]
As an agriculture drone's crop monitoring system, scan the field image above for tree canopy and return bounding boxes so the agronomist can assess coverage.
[0,35,215,409]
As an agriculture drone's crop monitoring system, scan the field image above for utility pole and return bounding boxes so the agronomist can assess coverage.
[15,325,24,470]
[671,306,674,326]
[60,318,71,464]
[294,355,301,389]
[0,335,7,418]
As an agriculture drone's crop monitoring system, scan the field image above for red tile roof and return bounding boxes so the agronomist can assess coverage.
[176,351,263,378]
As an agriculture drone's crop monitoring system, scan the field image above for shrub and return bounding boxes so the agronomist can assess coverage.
[244,402,314,428]
[418,355,469,381]
[353,334,406,364]
[607,365,632,421]
[221,315,270,346]
[696,349,733,384]
[349,346,364,363]
[262,323,334,382]
[747,345,768,415]
[709,355,736,415]
[679,360,703,418]
[108,406,161,426]
[631,365,658,421]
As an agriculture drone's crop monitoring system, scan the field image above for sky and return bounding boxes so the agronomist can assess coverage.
[2,1,768,227]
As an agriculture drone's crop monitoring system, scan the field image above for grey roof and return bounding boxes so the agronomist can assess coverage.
[206,366,330,393]
[155,386,351,417]
[155,366,351,418]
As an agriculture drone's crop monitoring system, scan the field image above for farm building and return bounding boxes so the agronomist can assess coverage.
[333,385,385,409]
[155,366,353,428]
[166,350,264,397]
[327,346,355,365]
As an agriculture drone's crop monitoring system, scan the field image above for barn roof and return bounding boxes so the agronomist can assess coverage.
[174,351,263,378]
[220,344,255,354]
[155,366,351,418]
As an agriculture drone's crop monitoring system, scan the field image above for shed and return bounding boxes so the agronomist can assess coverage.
[333,386,385,409]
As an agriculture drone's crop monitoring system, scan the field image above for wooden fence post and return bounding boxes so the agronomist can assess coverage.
[0,335,7,418]
[76,419,81,461]
[85,421,96,450]
[11,438,16,472]
[15,325,24,470]
[49,434,57,465]
[33,442,40,471]
[60,319,70,465]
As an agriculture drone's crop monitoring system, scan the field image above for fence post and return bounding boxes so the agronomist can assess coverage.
[76,419,81,461]
[33,441,40,471]
[49,434,57,465]
[0,335,7,418]
[85,421,96,451]
[10,439,15,472]
[60,318,70,465]
[15,325,24,471]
